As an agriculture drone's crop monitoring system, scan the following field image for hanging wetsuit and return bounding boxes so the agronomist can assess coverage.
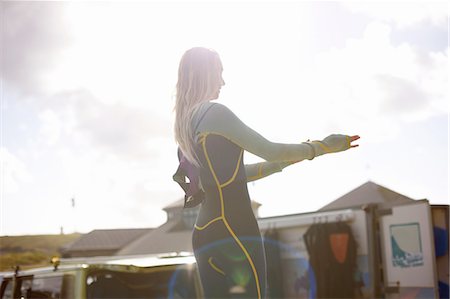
[184,102,352,299]
[303,222,357,299]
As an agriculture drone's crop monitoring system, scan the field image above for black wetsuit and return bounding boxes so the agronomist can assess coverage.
[188,102,352,299]
[193,133,266,298]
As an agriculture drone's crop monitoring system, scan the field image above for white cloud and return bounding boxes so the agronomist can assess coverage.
[51,135,179,232]
[38,109,62,146]
[0,147,33,194]
[341,2,448,28]
[299,21,448,142]
[2,2,71,97]
[36,89,172,160]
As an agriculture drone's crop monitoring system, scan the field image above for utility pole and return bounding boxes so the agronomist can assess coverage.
[71,197,76,233]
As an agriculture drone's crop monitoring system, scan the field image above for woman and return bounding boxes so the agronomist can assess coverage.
[173,47,359,299]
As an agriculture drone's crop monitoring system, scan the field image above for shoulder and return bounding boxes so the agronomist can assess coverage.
[194,102,241,133]
[205,102,236,117]
[195,102,236,121]
[191,102,219,132]
[201,103,245,129]
[194,101,219,118]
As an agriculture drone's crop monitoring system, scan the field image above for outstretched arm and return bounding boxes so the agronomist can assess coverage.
[244,136,360,182]
[195,103,359,165]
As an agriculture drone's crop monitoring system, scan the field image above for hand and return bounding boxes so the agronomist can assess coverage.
[321,134,360,153]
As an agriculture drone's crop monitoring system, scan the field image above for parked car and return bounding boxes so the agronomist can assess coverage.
[0,252,202,299]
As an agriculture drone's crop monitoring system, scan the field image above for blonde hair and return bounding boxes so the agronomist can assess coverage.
[174,47,222,167]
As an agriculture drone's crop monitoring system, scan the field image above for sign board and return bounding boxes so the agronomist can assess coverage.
[379,201,438,297]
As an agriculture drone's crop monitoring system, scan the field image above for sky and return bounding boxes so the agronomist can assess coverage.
[1,1,448,236]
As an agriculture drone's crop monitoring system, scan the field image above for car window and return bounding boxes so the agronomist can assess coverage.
[17,277,33,299]
[86,266,197,299]
[18,275,74,299]
[0,278,13,299]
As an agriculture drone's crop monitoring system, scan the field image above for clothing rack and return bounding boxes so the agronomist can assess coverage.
[258,209,355,230]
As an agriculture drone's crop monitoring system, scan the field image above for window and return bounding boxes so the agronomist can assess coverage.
[86,266,198,299]
[182,207,200,228]
[18,276,33,299]
[18,275,74,299]
[0,278,13,299]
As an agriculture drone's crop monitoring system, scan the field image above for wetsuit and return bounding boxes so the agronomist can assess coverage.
[189,102,351,299]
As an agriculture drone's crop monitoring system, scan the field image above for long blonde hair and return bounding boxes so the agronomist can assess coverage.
[174,47,222,167]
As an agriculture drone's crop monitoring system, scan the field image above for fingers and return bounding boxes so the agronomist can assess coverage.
[349,135,360,148]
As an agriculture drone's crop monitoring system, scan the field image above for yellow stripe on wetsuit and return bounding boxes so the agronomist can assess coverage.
[311,135,351,154]
[199,134,262,299]
[193,138,243,230]
[208,257,225,276]
[194,216,223,230]
[247,164,264,181]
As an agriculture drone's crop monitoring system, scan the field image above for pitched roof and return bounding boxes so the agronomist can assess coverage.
[116,221,192,256]
[319,181,417,211]
[64,228,153,252]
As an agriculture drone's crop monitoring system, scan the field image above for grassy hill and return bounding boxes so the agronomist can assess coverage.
[0,233,82,271]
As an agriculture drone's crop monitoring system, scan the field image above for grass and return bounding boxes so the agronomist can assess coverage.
[0,233,82,271]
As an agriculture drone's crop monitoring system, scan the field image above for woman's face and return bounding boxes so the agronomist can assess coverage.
[210,59,225,101]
